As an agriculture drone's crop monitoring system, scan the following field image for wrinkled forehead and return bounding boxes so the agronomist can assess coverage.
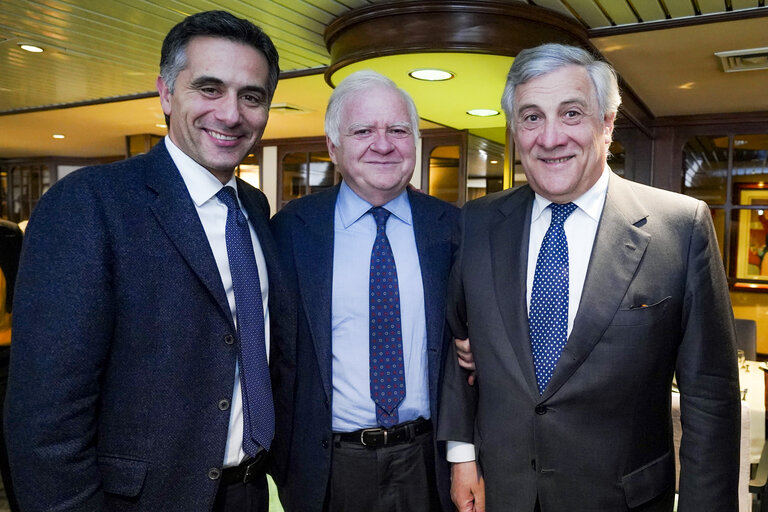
[514,65,598,113]
[340,87,410,124]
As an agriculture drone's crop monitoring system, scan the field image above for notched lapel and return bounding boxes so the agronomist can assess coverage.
[143,146,233,327]
[489,189,540,398]
[293,190,338,401]
[409,190,452,353]
[544,176,650,398]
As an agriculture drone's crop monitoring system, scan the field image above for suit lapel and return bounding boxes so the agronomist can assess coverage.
[143,143,233,327]
[293,187,339,401]
[408,189,453,412]
[489,187,541,399]
[236,180,280,292]
[409,189,451,356]
[543,174,650,399]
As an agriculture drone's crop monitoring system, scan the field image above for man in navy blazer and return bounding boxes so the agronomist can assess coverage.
[270,71,457,511]
[5,11,281,512]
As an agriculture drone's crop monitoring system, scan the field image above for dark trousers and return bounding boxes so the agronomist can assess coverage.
[212,470,268,512]
[325,430,440,512]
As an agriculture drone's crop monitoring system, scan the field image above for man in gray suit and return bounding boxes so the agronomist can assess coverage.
[438,43,740,512]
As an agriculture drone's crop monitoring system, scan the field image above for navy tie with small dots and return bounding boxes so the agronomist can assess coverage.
[529,202,577,395]
[216,186,274,454]
[369,207,406,428]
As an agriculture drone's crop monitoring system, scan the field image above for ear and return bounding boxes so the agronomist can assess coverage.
[603,111,616,145]
[157,76,172,117]
[327,135,338,164]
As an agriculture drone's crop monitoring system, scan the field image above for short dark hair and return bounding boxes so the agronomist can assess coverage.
[160,10,279,101]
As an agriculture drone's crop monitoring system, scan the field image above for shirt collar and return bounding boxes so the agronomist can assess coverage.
[336,180,412,229]
[164,136,238,207]
[531,164,610,223]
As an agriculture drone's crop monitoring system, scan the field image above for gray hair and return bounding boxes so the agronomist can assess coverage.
[325,70,420,146]
[501,43,621,131]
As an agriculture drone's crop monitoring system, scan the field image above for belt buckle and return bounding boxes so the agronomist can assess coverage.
[360,427,387,446]
[242,455,261,483]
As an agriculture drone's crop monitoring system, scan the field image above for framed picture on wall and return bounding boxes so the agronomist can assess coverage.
[736,187,768,281]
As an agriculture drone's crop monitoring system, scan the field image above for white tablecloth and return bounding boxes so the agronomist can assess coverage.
[672,363,757,512]
[739,361,765,463]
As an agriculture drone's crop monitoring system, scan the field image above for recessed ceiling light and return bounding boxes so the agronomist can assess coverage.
[490,160,499,164]
[52,134,65,139]
[467,109,499,117]
[18,43,43,53]
[409,69,454,81]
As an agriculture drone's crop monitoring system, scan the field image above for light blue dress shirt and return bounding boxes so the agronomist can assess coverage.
[331,181,430,432]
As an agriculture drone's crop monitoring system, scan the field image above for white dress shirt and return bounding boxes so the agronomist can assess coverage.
[165,136,270,467]
[446,166,610,463]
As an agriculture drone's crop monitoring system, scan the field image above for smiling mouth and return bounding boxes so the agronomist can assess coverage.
[206,129,240,141]
[541,156,574,164]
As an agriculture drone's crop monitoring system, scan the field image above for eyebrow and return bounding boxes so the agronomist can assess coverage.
[189,76,268,97]
[516,97,588,115]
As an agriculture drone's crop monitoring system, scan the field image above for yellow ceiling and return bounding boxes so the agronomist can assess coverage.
[329,53,514,145]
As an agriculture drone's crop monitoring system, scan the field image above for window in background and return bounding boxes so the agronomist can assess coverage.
[683,133,768,287]
[279,146,337,209]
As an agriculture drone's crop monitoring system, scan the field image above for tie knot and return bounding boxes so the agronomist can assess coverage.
[216,186,239,211]
[549,202,577,226]
[370,207,392,229]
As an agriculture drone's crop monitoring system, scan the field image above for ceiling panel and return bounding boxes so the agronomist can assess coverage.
[631,1,666,22]
[664,0,697,17]
[599,1,638,25]
[698,0,730,15]
[566,0,611,26]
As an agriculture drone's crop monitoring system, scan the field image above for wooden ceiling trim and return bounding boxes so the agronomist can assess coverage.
[588,5,768,36]
[324,0,591,82]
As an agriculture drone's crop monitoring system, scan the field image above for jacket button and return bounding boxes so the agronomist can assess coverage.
[224,334,235,345]
[322,440,329,449]
[535,405,548,415]
[208,468,221,480]
[218,399,230,411]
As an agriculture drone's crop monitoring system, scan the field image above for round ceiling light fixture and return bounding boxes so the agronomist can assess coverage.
[18,43,44,53]
[408,69,454,81]
[467,109,500,117]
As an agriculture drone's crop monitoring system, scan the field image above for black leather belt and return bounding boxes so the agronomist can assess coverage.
[221,450,268,485]
[333,417,432,448]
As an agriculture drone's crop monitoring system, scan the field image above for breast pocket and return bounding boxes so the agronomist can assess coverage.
[611,296,672,326]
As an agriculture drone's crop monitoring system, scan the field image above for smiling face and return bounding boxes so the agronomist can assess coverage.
[328,85,416,206]
[157,36,270,184]
[512,64,615,203]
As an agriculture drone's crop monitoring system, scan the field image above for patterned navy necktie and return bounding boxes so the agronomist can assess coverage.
[216,186,274,453]
[529,202,577,395]
[368,207,406,428]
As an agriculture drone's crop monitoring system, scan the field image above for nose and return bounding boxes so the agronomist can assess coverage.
[536,119,565,150]
[215,92,241,126]
[369,128,395,153]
